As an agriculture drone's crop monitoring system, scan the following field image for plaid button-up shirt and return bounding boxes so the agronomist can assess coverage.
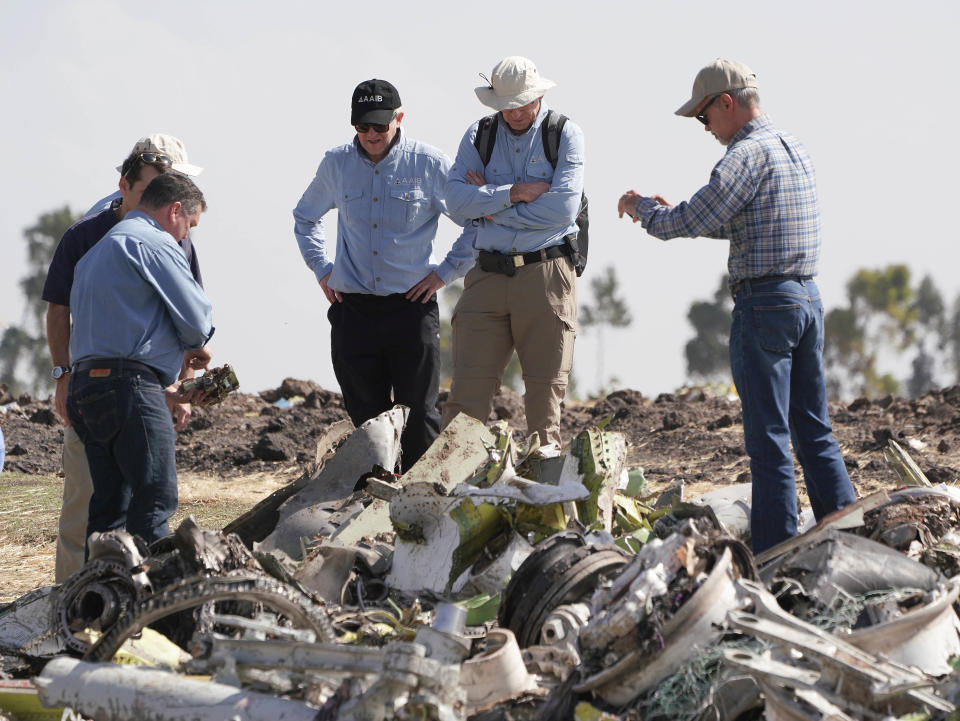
[637,115,820,287]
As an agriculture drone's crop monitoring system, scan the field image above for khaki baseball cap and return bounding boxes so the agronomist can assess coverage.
[675,59,758,117]
[115,133,203,175]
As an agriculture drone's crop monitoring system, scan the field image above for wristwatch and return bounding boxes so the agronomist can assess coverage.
[52,365,72,380]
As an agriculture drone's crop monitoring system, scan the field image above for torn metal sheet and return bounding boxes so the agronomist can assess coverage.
[258,407,407,559]
[327,412,495,549]
[456,531,534,597]
[728,578,954,716]
[759,528,942,607]
[0,587,63,659]
[568,429,627,532]
[755,490,893,566]
[35,657,319,721]
[387,482,507,594]
[846,578,960,676]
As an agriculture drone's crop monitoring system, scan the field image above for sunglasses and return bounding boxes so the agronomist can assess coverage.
[354,114,397,134]
[137,152,174,168]
[696,94,721,125]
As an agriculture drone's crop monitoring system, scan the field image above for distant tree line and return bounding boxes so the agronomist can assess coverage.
[684,266,960,399]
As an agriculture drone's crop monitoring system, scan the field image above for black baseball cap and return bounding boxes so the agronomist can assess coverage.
[351,79,401,125]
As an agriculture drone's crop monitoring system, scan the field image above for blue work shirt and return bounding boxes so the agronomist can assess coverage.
[445,101,585,254]
[70,211,214,386]
[293,129,477,294]
[43,201,203,306]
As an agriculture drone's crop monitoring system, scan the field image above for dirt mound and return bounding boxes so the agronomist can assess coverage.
[4,381,960,503]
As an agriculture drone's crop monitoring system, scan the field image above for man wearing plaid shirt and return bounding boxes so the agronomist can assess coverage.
[618,59,855,554]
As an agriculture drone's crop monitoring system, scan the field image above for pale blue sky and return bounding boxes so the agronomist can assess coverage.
[2,0,957,398]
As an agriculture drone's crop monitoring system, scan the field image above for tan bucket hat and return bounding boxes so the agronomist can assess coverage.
[675,59,758,117]
[115,134,203,175]
[475,56,556,111]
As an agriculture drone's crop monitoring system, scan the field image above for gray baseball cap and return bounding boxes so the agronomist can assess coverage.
[676,59,758,117]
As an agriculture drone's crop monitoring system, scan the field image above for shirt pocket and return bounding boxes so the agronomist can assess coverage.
[527,155,553,182]
[340,187,365,221]
[387,187,428,232]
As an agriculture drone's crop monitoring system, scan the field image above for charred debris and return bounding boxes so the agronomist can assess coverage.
[3,409,960,720]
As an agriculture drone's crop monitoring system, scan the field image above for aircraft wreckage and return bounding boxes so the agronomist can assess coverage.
[2,409,960,720]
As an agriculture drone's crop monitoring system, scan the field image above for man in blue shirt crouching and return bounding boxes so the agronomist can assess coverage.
[67,172,214,548]
[293,79,476,471]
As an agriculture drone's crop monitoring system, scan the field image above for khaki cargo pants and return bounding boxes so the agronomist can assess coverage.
[442,255,577,446]
[55,425,92,582]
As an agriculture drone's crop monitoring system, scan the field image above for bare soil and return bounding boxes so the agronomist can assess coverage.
[4,378,960,508]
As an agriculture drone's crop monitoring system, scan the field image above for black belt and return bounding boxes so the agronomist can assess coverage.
[477,243,571,277]
[730,275,812,299]
[73,358,160,378]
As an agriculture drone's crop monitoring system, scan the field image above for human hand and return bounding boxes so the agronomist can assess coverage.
[466,170,487,187]
[510,182,551,204]
[319,272,342,304]
[55,375,71,426]
[651,194,672,207]
[185,347,212,371]
[617,191,642,222]
[406,271,445,303]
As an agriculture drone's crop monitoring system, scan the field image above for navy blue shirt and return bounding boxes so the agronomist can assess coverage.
[42,200,203,306]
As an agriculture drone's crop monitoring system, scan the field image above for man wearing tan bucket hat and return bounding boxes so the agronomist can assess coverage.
[43,133,207,581]
[617,59,855,554]
[442,56,585,449]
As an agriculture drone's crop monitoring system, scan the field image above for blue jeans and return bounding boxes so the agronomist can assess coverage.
[729,278,856,553]
[66,364,178,548]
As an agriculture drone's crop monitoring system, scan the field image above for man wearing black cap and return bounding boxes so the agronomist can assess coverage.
[293,79,476,471]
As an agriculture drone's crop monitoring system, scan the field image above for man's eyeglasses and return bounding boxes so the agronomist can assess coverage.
[354,115,396,134]
[696,94,721,125]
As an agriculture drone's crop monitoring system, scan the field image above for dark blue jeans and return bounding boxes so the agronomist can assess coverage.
[66,364,177,548]
[729,278,856,553]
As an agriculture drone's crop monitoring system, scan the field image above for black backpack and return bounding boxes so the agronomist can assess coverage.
[473,110,589,276]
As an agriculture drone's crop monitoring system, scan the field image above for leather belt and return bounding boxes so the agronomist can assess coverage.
[73,358,159,378]
[730,275,812,299]
[477,243,571,277]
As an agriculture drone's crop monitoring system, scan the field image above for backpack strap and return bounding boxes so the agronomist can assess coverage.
[473,113,499,167]
[541,110,568,168]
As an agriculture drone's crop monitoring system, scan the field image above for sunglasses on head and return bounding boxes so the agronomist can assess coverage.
[696,94,721,125]
[138,152,173,168]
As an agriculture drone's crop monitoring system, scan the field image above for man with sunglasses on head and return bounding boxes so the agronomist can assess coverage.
[617,59,856,555]
[293,79,476,472]
[42,134,207,581]
[441,56,584,451]
[67,172,213,551]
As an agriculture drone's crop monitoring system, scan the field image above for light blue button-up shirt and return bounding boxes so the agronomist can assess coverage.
[445,102,585,254]
[70,211,214,386]
[293,130,477,294]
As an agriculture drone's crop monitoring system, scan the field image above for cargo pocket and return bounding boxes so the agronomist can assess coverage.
[387,187,427,232]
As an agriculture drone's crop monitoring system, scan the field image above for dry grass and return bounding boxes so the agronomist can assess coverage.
[0,469,296,604]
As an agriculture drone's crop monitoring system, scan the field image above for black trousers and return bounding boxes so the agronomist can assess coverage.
[328,293,441,472]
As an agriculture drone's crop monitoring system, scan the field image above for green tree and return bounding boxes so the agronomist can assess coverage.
[580,266,632,393]
[0,206,79,396]
[824,265,931,398]
[684,275,732,382]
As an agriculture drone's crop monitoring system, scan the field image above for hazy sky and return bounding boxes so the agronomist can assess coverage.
[2,0,958,400]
